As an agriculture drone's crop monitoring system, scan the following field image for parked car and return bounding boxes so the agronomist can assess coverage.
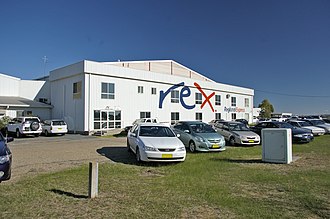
[323,118,330,124]
[127,123,186,162]
[302,119,330,134]
[42,119,68,136]
[250,121,314,143]
[287,120,325,136]
[5,117,42,138]
[125,118,160,132]
[214,121,260,146]
[235,119,249,126]
[0,133,13,183]
[172,121,226,152]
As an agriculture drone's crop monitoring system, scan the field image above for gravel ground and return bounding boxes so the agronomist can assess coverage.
[4,134,128,184]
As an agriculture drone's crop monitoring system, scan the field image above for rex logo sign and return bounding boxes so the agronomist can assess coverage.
[158,82,215,112]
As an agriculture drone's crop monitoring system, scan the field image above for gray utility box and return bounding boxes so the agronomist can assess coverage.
[262,128,292,164]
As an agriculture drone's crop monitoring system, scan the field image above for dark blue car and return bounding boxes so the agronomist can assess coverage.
[250,121,314,143]
[0,133,13,183]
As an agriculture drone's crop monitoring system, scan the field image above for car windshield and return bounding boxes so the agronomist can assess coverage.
[228,123,249,131]
[309,120,325,125]
[299,121,312,127]
[53,121,66,126]
[139,126,175,137]
[190,123,216,133]
[278,123,293,128]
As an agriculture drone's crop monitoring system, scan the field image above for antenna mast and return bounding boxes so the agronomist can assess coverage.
[42,56,48,75]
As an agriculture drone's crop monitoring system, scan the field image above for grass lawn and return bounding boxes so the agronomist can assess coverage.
[1,135,329,218]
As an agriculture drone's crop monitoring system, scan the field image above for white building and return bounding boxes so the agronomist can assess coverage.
[0,73,51,119]
[49,60,254,134]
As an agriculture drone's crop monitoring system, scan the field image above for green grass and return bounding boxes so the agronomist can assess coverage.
[1,136,329,218]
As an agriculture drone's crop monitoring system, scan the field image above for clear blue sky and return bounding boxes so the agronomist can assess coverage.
[1,0,329,115]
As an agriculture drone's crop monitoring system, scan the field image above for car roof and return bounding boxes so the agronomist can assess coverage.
[138,123,169,127]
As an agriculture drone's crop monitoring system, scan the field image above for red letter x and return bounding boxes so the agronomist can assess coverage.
[194,82,215,112]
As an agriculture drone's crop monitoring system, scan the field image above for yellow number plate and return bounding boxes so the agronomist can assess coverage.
[212,144,220,149]
[248,140,255,143]
[162,154,173,158]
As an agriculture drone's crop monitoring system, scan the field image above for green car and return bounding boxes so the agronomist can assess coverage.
[172,121,226,152]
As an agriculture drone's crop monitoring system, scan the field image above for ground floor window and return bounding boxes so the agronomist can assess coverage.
[140,112,151,118]
[93,110,122,130]
[171,112,179,125]
[231,113,237,120]
[196,112,203,121]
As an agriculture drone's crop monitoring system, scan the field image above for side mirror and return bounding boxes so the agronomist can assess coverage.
[6,137,14,143]
[131,133,136,138]
[184,130,190,134]
[176,133,180,138]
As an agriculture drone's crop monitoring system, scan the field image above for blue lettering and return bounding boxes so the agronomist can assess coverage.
[159,82,185,109]
[180,86,195,110]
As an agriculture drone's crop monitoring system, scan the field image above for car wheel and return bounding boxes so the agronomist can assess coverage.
[189,141,196,153]
[45,130,49,137]
[136,147,141,163]
[229,137,236,146]
[127,139,131,152]
[30,122,40,131]
[16,129,21,138]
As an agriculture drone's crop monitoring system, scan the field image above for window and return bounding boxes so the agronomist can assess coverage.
[101,82,115,99]
[73,81,82,99]
[171,90,179,103]
[245,98,249,107]
[195,93,202,104]
[39,98,48,103]
[140,112,151,118]
[196,112,203,121]
[138,86,144,94]
[231,97,236,107]
[231,113,237,120]
[171,112,180,125]
[215,95,221,106]
[151,87,157,95]
[215,113,221,120]
[93,110,122,130]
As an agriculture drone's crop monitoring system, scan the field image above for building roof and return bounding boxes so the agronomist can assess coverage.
[0,96,52,108]
[102,60,215,82]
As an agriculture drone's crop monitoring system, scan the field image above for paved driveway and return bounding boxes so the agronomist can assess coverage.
[5,134,128,183]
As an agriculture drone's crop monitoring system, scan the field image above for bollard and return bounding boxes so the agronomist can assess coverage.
[88,162,98,199]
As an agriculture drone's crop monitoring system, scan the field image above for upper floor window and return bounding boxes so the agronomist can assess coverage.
[245,98,250,107]
[195,93,202,104]
[138,86,144,94]
[215,95,221,106]
[171,90,179,103]
[151,87,157,95]
[73,81,82,99]
[231,97,237,107]
[101,82,115,99]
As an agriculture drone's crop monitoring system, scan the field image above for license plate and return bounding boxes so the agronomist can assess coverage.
[248,140,255,143]
[162,154,173,158]
[212,144,220,149]
[58,128,62,130]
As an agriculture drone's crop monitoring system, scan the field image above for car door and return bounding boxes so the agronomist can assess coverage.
[128,125,139,152]
[173,123,191,147]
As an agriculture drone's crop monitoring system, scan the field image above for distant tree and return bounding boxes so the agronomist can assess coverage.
[258,99,274,118]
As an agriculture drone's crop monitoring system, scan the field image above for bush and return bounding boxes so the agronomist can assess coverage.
[0,116,11,133]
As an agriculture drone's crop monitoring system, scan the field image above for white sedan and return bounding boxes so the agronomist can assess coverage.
[127,123,186,162]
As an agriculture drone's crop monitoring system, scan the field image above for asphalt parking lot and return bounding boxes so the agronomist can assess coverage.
[5,134,129,183]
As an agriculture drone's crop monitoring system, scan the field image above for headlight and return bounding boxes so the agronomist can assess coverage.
[0,155,10,164]
[177,147,186,151]
[195,136,205,142]
[144,146,157,151]
[294,134,303,137]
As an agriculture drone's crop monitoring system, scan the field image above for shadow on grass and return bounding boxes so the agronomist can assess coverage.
[49,189,88,199]
[96,146,181,167]
[97,146,137,165]
[212,157,264,164]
